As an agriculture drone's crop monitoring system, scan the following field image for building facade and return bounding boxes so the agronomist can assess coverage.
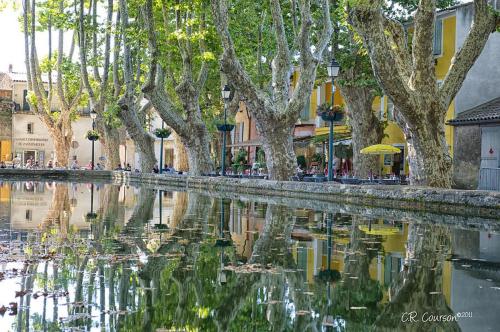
[0,68,103,167]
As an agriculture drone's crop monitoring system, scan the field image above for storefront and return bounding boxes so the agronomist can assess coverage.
[12,137,52,166]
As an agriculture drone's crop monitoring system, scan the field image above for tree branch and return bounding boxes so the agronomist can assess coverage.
[270,0,292,111]
[439,0,498,108]
[286,0,332,122]
[92,0,102,84]
[410,0,436,90]
[348,1,414,118]
[211,0,269,114]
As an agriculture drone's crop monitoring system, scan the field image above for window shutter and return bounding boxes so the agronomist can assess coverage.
[433,19,443,56]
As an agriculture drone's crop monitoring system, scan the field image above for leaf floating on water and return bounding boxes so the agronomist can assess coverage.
[296,310,310,315]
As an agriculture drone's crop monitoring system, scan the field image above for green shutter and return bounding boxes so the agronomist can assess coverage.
[433,19,443,56]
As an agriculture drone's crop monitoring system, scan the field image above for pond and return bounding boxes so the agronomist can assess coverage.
[0,180,499,331]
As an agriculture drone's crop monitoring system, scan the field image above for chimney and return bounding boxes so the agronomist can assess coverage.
[8,64,13,73]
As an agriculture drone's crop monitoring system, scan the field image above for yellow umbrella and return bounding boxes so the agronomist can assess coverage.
[360,144,401,180]
[360,144,401,155]
[358,225,400,236]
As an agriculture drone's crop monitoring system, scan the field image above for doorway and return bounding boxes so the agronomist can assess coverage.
[391,144,405,176]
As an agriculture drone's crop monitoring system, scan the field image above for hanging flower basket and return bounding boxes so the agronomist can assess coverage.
[319,105,344,123]
[85,212,98,222]
[217,124,235,132]
[154,128,172,139]
[86,130,100,141]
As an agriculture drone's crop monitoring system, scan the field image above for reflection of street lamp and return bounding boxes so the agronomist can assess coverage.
[154,190,168,231]
[320,59,341,181]
[320,212,344,331]
[86,183,97,223]
[215,199,231,247]
[215,198,231,285]
[217,85,234,176]
[90,110,97,170]
[218,251,227,285]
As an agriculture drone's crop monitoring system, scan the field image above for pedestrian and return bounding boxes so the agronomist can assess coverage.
[115,164,123,171]
[125,163,132,171]
[47,160,53,168]
[153,164,159,173]
[0,161,5,169]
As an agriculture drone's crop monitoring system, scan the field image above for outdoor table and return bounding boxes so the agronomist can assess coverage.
[339,178,361,185]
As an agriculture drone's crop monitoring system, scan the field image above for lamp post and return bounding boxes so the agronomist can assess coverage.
[90,109,97,170]
[322,59,341,181]
[159,122,164,174]
[218,85,234,176]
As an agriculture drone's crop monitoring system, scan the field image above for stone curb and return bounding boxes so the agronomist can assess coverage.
[113,171,500,219]
[1,169,498,218]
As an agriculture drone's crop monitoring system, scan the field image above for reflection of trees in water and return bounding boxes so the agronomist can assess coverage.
[324,216,384,329]
[10,186,464,332]
[43,183,71,236]
[373,223,460,332]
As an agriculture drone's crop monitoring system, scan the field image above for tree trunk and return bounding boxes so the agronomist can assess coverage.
[102,124,121,170]
[340,81,383,178]
[396,109,452,187]
[51,128,72,168]
[173,132,189,172]
[257,120,296,181]
[180,122,214,175]
[117,101,157,173]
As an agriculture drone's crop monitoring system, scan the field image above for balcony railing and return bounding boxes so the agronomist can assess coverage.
[478,168,500,191]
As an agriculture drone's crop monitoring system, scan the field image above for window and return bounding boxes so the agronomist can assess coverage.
[25,209,32,221]
[27,122,34,134]
[22,90,30,110]
[238,122,244,143]
[387,99,394,121]
[300,99,310,121]
[379,96,386,120]
[433,19,443,56]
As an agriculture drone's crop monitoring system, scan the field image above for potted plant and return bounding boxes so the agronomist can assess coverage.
[216,123,235,132]
[317,103,345,123]
[86,130,100,141]
[154,127,172,139]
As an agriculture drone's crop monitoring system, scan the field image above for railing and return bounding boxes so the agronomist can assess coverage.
[478,168,500,191]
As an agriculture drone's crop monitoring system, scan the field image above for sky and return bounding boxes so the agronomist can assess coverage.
[0,1,73,73]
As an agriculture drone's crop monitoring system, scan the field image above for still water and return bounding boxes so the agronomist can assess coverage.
[0,181,499,331]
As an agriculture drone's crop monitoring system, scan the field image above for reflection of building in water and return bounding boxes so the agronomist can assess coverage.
[0,183,11,231]
[229,201,266,260]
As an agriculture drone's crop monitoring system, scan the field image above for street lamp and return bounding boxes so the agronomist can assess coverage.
[90,109,97,170]
[218,85,234,176]
[321,59,341,181]
[160,122,165,174]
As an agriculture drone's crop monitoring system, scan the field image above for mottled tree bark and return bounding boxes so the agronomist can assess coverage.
[117,0,157,172]
[340,67,384,178]
[348,0,500,187]
[211,0,333,180]
[173,132,189,172]
[141,0,213,175]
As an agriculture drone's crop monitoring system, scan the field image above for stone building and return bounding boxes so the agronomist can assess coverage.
[0,67,103,167]
[448,2,500,190]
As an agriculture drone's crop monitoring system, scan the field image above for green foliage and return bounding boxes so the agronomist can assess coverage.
[311,152,325,166]
[296,155,307,169]
[232,148,248,173]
